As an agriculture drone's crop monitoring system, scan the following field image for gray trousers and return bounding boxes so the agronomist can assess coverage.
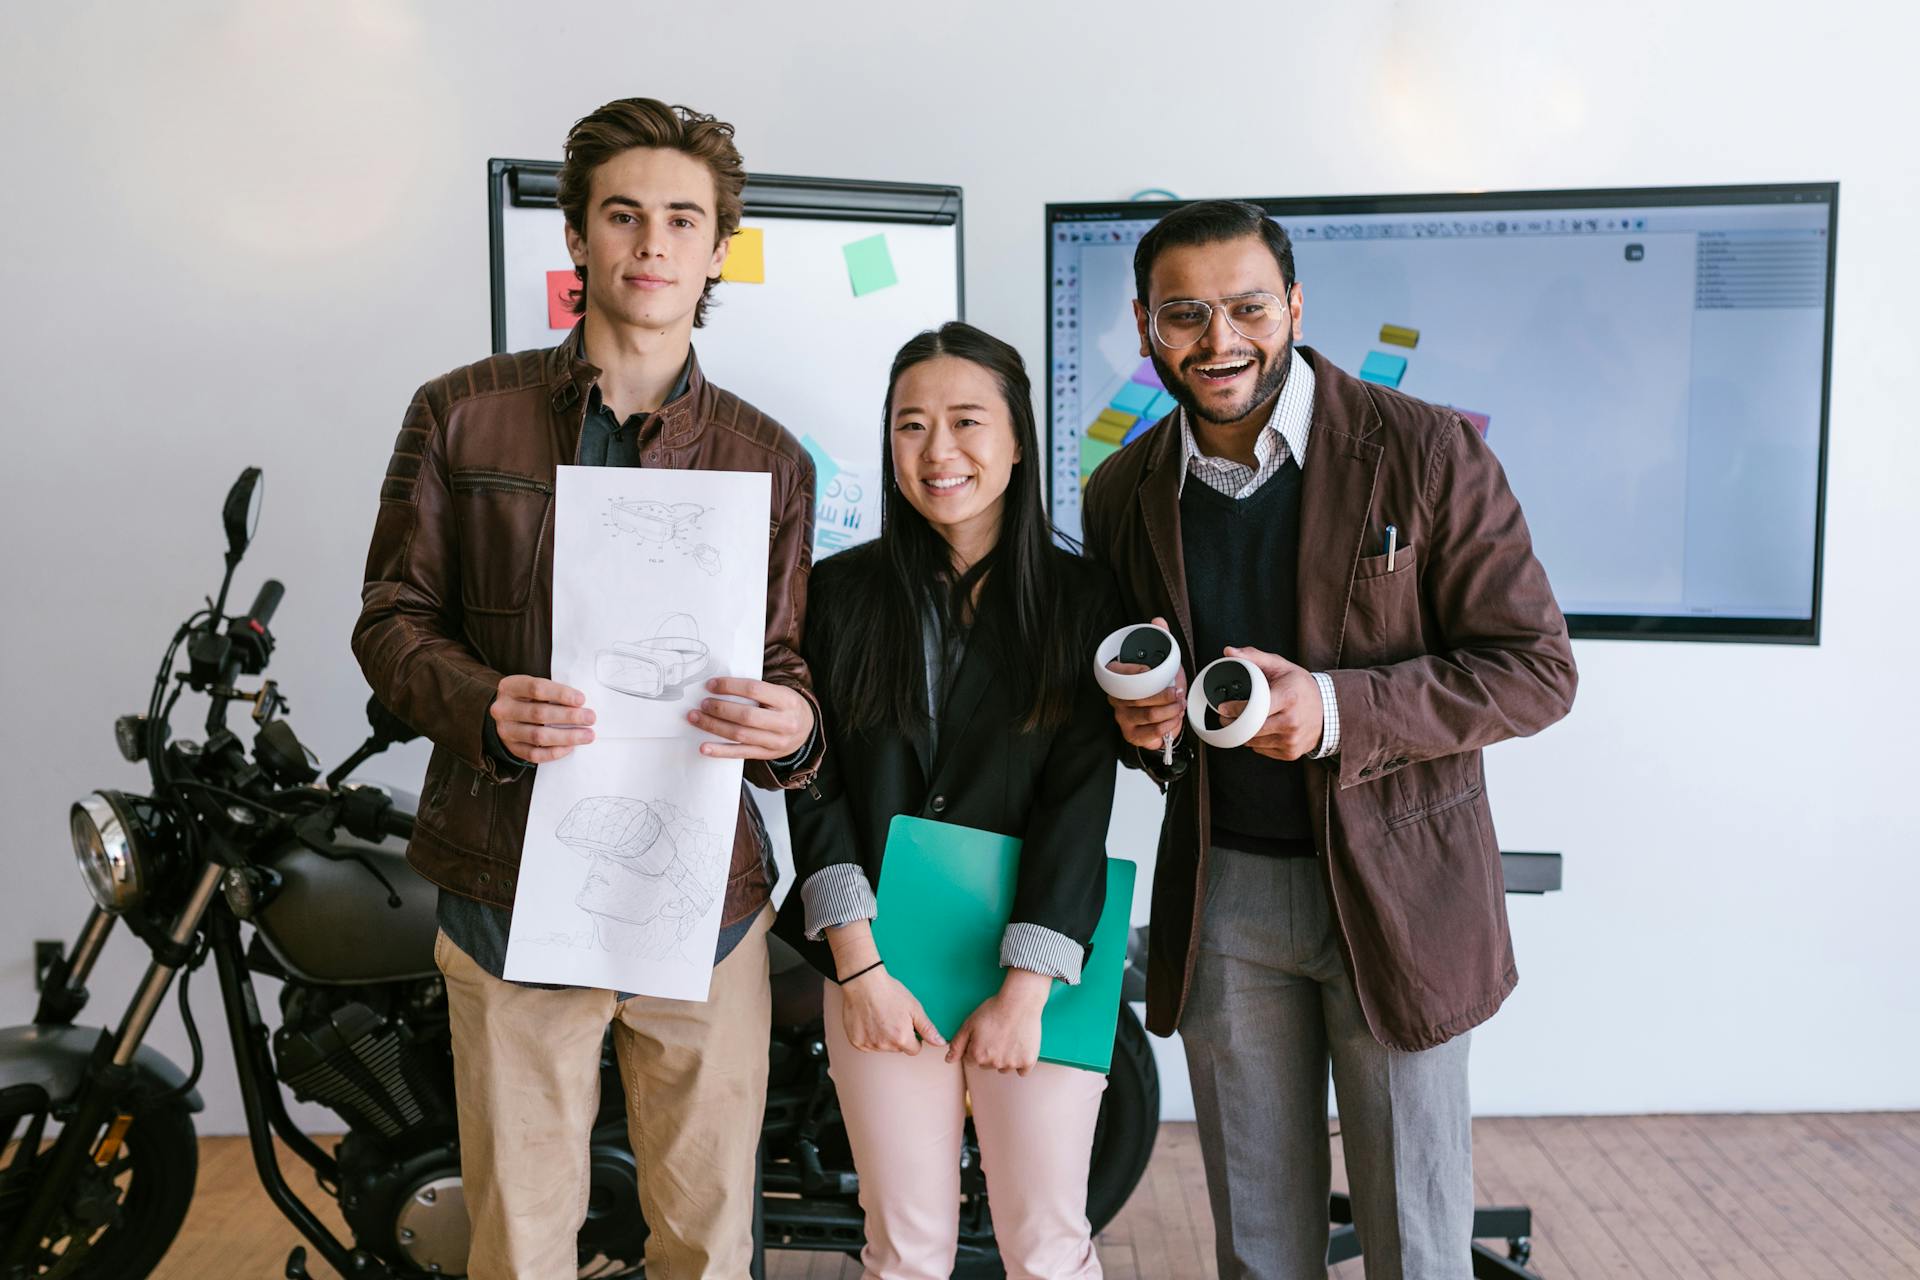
[1180,847,1474,1280]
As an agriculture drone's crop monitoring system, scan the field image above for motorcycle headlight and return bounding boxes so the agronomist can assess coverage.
[70,791,153,914]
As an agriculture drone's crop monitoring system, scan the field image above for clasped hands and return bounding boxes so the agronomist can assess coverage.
[1105,616,1324,761]
[488,673,814,764]
[831,922,1049,1075]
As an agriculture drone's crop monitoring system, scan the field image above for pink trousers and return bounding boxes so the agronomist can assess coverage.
[823,982,1108,1280]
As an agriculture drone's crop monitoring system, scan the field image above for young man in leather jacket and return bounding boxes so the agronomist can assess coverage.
[353,98,821,1280]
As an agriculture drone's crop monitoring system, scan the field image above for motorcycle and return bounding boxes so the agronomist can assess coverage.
[0,468,1160,1278]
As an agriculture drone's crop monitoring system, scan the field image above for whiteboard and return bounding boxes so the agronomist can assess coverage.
[490,161,965,560]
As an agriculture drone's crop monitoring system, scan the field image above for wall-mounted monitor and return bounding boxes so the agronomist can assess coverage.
[1047,183,1837,643]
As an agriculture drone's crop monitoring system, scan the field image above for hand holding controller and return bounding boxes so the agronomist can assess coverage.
[1096,620,1185,764]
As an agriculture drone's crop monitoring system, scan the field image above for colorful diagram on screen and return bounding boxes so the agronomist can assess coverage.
[1079,358,1180,487]
[1357,322,1490,438]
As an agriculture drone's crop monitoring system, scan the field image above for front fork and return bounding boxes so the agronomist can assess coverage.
[0,863,224,1271]
[30,908,117,1028]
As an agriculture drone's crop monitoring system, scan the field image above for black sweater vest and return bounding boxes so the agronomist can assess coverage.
[1180,462,1314,855]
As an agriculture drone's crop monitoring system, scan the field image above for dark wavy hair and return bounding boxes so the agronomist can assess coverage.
[1133,198,1296,305]
[828,322,1085,736]
[557,98,747,329]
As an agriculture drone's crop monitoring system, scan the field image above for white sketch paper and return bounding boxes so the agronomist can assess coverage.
[552,467,772,741]
[504,466,773,1000]
[504,740,745,1000]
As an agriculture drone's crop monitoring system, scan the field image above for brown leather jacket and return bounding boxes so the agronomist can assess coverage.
[1083,348,1577,1050]
[352,328,823,928]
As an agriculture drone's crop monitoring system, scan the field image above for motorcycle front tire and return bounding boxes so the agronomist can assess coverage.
[17,1103,199,1279]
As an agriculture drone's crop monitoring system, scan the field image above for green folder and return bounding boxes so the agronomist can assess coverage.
[871,815,1136,1073]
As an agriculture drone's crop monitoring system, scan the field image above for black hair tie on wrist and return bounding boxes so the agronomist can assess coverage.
[839,959,885,985]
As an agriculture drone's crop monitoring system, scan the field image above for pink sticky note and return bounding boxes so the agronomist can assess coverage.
[1133,358,1165,389]
[1457,410,1491,438]
[546,270,578,330]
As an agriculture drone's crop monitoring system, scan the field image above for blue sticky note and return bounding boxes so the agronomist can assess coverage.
[1359,351,1408,388]
[1111,381,1157,416]
[1121,416,1154,447]
[842,234,899,297]
[1147,390,1180,420]
[799,434,841,491]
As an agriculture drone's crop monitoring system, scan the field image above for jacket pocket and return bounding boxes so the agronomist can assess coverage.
[1343,544,1421,664]
[1383,782,1484,832]
[451,470,552,616]
[417,746,496,856]
[1353,543,1417,581]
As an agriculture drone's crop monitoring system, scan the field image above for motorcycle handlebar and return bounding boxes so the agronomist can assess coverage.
[244,579,285,630]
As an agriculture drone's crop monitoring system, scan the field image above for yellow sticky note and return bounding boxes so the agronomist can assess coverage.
[721,227,765,284]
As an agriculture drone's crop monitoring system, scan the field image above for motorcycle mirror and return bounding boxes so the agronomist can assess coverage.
[222,467,264,560]
[365,694,421,746]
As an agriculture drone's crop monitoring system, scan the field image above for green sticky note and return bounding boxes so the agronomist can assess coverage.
[1081,434,1122,477]
[842,233,899,297]
[871,815,1136,1073]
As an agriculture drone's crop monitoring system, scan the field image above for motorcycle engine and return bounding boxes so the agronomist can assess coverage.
[276,981,647,1276]
[273,980,453,1140]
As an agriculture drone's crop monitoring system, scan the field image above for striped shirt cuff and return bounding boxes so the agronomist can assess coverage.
[1309,671,1341,759]
[1000,922,1084,985]
[800,864,877,941]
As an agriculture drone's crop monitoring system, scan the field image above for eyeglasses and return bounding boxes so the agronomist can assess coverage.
[1150,290,1291,350]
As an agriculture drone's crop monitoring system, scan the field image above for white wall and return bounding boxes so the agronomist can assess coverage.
[2,0,1915,1136]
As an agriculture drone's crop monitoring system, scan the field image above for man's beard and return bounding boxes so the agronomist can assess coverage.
[1149,332,1292,426]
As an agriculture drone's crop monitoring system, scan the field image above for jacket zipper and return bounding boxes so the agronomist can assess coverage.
[451,471,553,497]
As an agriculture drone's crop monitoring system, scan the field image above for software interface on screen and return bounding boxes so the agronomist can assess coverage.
[1047,189,1834,638]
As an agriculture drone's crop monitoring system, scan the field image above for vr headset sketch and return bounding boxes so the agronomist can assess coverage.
[596,613,712,700]
[557,795,719,954]
[609,498,706,543]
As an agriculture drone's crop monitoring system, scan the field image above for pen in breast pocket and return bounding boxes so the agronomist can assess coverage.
[1385,524,1398,572]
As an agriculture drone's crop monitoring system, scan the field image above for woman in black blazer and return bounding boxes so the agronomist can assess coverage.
[776,322,1119,1280]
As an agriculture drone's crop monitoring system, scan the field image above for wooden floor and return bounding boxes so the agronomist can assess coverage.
[156,1114,1920,1278]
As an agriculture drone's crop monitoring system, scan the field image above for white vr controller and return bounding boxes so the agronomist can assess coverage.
[1185,656,1270,749]
[1093,624,1270,751]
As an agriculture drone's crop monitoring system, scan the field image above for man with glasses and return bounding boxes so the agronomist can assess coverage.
[1083,200,1576,1279]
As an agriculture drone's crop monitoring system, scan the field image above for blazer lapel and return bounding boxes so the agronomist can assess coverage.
[927,615,996,783]
[906,663,934,781]
[1137,426,1197,669]
[1296,353,1384,669]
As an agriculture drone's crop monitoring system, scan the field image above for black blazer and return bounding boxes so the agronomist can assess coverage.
[775,542,1122,982]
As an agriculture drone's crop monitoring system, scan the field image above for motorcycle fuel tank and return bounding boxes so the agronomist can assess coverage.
[253,829,438,985]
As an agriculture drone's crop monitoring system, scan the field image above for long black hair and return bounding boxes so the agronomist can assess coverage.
[828,321,1086,736]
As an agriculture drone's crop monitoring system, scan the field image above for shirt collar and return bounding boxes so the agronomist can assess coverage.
[1176,346,1315,496]
[583,341,695,422]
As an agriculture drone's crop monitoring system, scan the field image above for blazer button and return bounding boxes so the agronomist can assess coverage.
[929,795,947,814]
[477,872,491,886]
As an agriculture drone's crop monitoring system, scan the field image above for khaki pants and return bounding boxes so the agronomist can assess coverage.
[435,905,773,1280]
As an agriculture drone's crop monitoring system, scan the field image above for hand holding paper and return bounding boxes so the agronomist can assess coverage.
[688,676,814,760]
[490,675,596,764]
